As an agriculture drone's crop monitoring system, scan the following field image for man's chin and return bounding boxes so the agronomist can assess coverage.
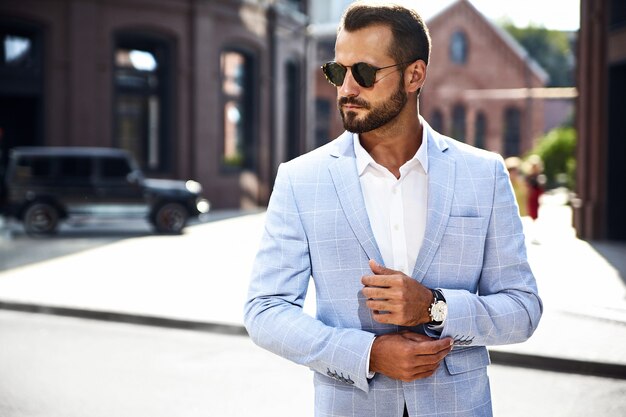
[341,112,368,133]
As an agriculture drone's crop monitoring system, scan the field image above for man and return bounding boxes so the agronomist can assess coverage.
[244,2,542,416]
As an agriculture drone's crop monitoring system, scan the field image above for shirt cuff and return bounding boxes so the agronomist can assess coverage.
[366,336,376,379]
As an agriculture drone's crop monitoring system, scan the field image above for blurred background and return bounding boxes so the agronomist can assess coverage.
[0,0,623,241]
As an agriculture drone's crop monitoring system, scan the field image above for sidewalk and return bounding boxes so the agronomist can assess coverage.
[0,194,625,378]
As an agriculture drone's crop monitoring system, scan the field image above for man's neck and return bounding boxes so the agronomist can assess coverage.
[359,115,423,179]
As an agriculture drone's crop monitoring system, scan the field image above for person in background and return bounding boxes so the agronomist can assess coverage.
[524,154,546,244]
[525,154,545,222]
[505,156,528,218]
[244,2,542,416]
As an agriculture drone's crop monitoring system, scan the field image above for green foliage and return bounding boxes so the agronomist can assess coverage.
[527,127,577,189]
[502,22,575,87]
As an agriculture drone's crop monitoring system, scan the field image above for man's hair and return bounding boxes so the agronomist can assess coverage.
[339,1,431,67]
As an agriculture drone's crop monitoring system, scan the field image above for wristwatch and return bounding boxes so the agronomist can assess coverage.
[429,289,447,325]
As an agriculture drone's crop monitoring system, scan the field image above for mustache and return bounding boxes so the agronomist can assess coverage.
[338,96,370,109]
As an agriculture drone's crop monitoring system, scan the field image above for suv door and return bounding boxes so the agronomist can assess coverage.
[93,155,146,215]
[55,156,95,209]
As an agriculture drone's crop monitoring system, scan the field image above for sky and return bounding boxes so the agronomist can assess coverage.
[395,0,580,31]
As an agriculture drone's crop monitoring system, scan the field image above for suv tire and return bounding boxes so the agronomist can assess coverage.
[152,202,188,234]
[24,202,60,235]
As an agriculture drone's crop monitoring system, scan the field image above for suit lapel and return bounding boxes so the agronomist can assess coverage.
[328,133,383,265]
[412,126,455,282]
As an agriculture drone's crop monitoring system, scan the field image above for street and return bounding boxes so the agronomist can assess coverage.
[0,309,625,417]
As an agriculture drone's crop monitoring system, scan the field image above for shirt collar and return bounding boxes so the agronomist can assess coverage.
[353,126,429,176]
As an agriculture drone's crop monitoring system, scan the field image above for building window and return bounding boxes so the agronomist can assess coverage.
[221,49,255,170]
[0,19,44,167]
[430,109,444,134]
[114,33,172,173]
[286,60,302,160]
[451,104,466,142]
[450,31,468,64]
[284,0,306,13]
[474,112,487,149]
[503,107,521,157]
[315,99,331,148]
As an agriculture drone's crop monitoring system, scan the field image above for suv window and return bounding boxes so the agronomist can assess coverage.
[14,156,54,180]
[100,156,132,179]
[58,157,92,179]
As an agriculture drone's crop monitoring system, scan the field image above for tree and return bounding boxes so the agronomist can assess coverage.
[502,22,575,87]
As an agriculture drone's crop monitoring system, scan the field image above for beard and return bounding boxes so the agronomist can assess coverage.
[338,80,407,134]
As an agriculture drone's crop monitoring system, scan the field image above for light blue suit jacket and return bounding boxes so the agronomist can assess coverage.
[244,121,542,417]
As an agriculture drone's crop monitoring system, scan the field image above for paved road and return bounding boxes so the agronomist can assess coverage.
[1,310,625,417]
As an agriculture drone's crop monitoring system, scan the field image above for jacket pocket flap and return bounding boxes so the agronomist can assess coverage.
[444,346,491,375]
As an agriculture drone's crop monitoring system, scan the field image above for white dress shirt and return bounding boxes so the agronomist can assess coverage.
[354,130,429,275]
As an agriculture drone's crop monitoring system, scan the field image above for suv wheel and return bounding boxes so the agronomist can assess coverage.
[152,202,188,234]
[24,202,60,235]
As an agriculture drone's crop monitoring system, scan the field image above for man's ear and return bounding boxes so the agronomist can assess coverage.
[405,60,427,93]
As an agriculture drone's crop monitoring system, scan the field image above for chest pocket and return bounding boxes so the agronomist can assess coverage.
[431,216,486,284]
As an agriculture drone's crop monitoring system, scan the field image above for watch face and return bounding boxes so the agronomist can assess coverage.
[431,301,448,322]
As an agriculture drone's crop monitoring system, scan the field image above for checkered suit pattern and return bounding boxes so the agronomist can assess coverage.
[244,120,542,417]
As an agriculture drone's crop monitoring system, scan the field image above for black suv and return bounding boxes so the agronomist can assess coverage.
[0,147,210,235]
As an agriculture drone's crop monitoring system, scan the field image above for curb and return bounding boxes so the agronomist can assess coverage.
[488,350,626,380]
[2,300,626,381]
[0,301,248,337]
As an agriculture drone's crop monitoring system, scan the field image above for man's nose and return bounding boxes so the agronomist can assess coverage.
[338,68,360,96]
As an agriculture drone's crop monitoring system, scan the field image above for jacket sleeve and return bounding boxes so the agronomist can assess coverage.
[243,163,375,393]
[440,156,543,346]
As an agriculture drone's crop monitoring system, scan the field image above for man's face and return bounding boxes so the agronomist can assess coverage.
[334,25,408,134]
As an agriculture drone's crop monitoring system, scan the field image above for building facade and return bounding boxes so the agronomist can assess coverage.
[575,0,626,241]
[0,0,310,209]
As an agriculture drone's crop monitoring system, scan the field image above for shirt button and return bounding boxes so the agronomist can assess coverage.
[393,224,399,231]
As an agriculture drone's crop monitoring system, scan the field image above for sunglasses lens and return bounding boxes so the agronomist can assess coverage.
[323,62,347,87]
[353,63,377,87]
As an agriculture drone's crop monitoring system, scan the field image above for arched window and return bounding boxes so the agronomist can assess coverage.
[221,49,256,170]
[474,112,487,149]
[430,109,444,134]
[451,104,466,142]
[503,107,521,157]
[113,32,173,172]
[450,31,468,65]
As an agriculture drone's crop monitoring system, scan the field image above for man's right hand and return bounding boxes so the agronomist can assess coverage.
[369,331,454,382]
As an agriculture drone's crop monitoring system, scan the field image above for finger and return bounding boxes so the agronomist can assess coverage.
[362,286,394,299]
[369,259,402,276]
[361,274,399,288]
[399,332,435,343]
[405,337,454,355]
[411,363,443,380]
[365,299,395,312]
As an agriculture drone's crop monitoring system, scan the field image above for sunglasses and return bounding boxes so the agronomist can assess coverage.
[321,60,414,88]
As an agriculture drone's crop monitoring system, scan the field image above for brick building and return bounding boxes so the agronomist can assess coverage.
[0,0,310,209]
[421,0,547,157]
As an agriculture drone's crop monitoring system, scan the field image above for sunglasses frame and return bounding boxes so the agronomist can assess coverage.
[321,60,415,88]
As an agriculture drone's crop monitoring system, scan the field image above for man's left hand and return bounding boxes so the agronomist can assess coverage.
[361,259,433,326]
